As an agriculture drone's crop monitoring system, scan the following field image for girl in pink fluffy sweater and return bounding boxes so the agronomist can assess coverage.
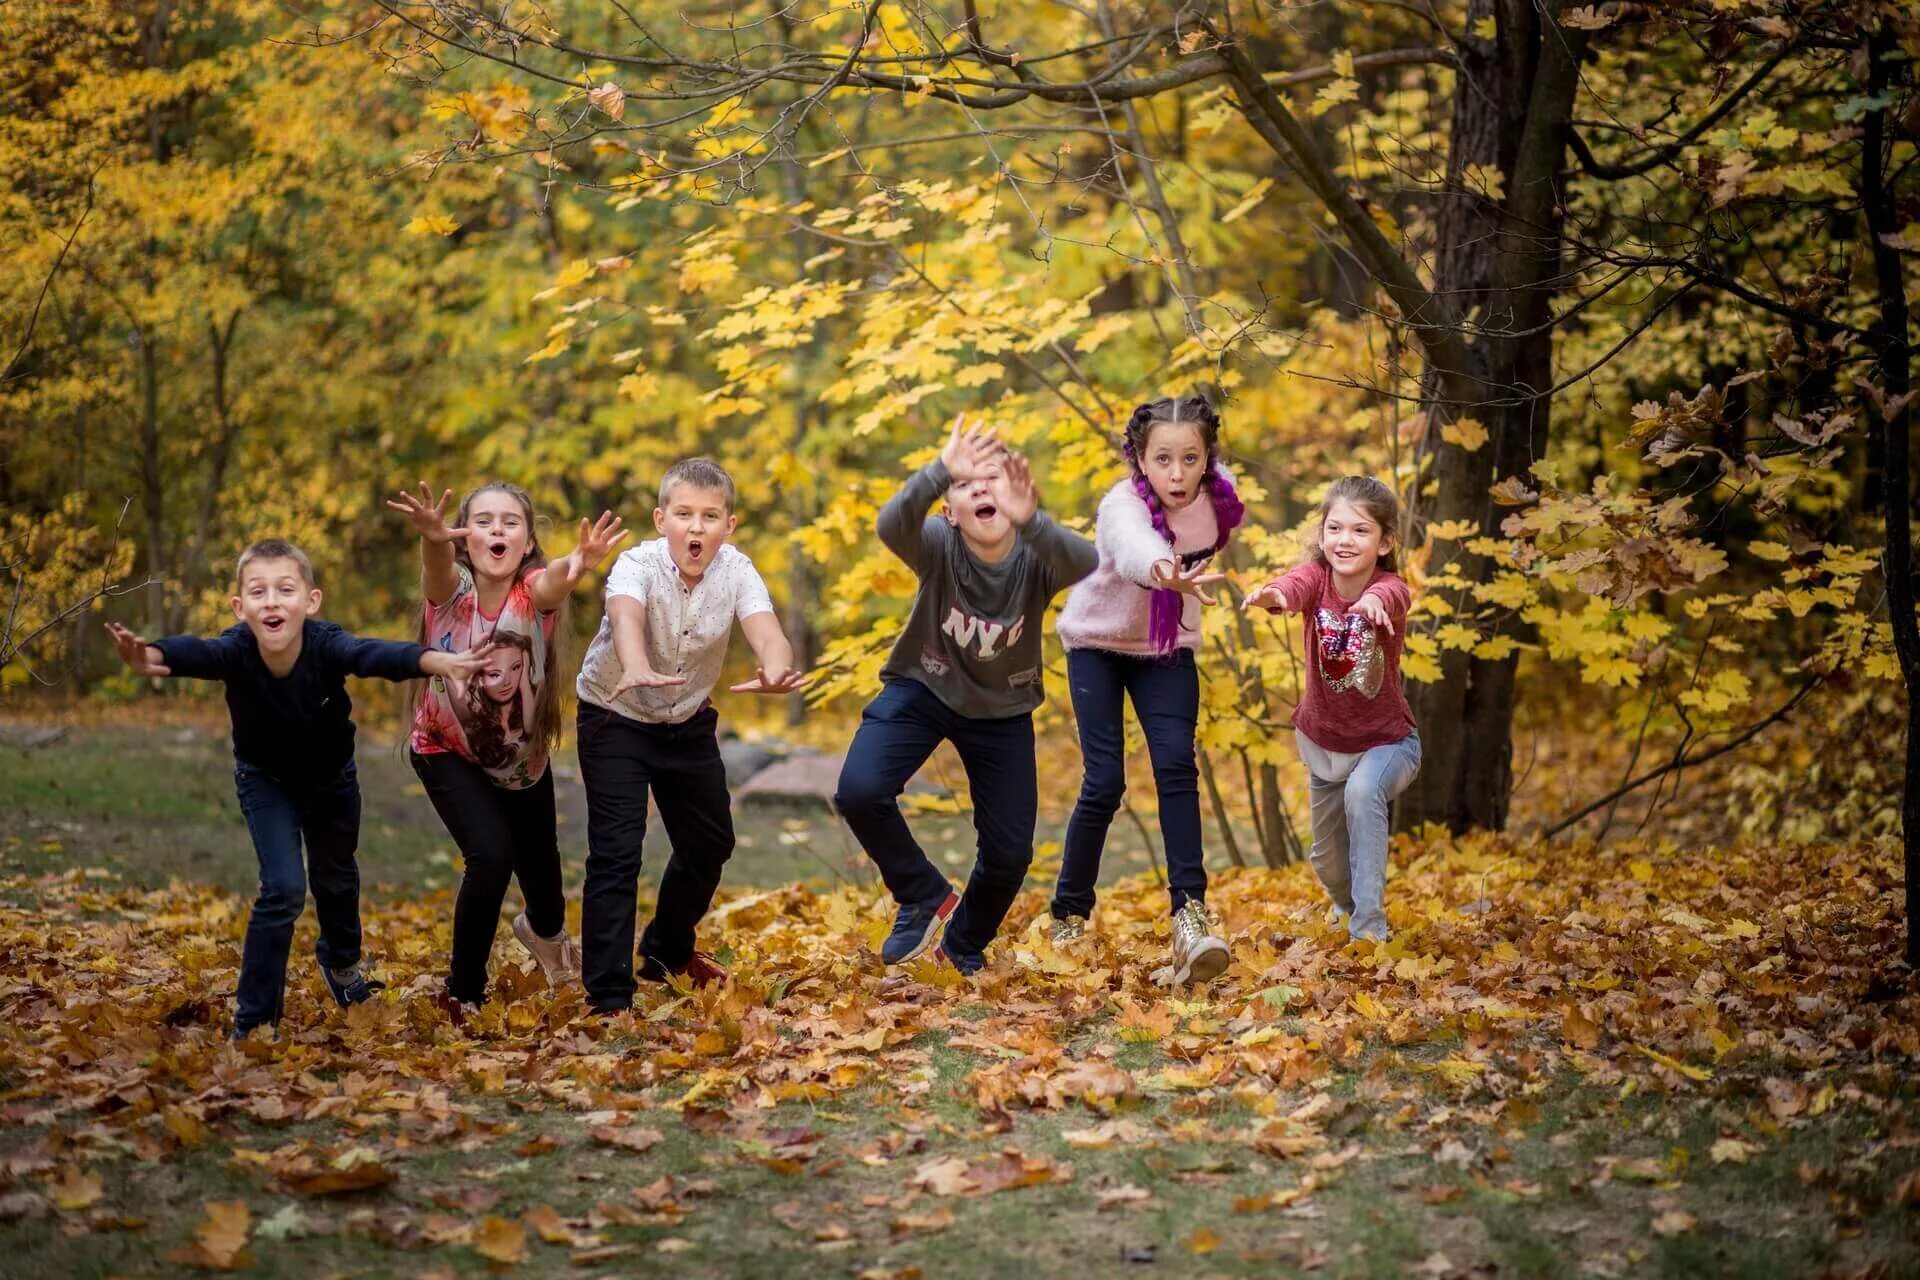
[1050,395,1244,984]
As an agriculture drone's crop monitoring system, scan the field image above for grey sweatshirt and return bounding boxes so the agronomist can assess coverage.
[876,460,1098,719]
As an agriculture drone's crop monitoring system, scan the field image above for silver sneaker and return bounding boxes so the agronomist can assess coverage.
[1050,915,1088,946]
[512,912,581,988]
[1164,900,1229,985]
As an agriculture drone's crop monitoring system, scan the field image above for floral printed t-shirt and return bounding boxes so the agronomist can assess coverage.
[408,563,556,789]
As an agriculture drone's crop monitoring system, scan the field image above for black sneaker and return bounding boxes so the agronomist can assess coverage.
[320,961,386,1008]
[880,887,959,965]
[933,942,983,977]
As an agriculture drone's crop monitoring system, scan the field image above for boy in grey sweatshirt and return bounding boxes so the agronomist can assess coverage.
[833,416,1098,974]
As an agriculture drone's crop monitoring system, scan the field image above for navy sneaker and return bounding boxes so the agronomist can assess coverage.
[933,942,983,978]
[880,887,959,965]
[320,961,386,1008]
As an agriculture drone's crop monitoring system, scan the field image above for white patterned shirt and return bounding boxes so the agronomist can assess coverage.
[576,539,775,725]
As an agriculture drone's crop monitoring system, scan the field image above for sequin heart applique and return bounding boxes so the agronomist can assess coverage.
[1315,608,1384,698]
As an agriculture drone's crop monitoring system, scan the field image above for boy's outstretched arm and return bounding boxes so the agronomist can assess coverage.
[320,626,495,683]
[110,621,247,680]
[606,596,686,696]
[731,611,806,695]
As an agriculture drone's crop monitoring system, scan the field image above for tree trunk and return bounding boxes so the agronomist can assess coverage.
[1402,0,1586,832]
[1859,23,1918,965]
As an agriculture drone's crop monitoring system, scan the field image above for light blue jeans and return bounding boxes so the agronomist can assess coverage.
[1296,730,1421,941]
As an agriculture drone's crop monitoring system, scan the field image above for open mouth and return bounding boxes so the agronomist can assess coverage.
[262,615,287,635]
[686,538,705,561]
[1168,488,1188,502]
[487,540,509,561]
[973,503,998,523]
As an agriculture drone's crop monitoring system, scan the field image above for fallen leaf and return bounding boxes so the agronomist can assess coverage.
[891,1206,955,1235]
[1651,1210,1696,1237]
[473,1214,528,1265]
[591,1125,664,1155]
[169,1200,251,1271]
[48,1166,102,1211]
[1709,1137,1757,1165]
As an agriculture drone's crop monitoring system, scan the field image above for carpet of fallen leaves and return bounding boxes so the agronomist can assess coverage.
[1,831,1916,1275]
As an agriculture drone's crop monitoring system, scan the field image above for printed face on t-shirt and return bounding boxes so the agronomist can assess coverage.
[479,646,527,704]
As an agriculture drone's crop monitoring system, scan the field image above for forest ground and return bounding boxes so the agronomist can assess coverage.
[0,707,1915,1279]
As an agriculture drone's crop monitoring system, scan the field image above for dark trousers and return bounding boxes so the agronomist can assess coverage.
[576,702,736,1013]
[409,750,565,1005]
[232,760,363,1030]
[833,679,1037,964]
[1053,647,1204,920]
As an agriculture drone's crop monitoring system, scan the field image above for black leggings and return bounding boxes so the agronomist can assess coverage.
[409,750,566,1004]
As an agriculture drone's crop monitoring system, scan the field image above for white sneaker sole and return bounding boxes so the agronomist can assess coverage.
[886,891,958,967]
[1170,937,1230,986]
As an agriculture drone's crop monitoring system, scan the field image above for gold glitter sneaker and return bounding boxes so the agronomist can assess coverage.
[1050,915,1089,946]
[1163,900,1229,986]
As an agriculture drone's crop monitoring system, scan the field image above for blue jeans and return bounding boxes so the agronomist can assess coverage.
[1297,730,1421,941]
[1053,647,1203,920]
[232,761,363,1030]
[833,679,1037,965]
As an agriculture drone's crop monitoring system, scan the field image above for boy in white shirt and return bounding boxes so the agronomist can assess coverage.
[575,458,803,1014]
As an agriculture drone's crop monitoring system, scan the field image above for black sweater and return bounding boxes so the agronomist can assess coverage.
[155,621,425,782]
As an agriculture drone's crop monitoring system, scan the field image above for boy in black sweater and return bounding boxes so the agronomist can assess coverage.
[107,538,491,1038]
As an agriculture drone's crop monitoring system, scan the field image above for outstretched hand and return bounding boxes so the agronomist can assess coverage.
[940,413,1004,484]
[729,666,809,696]
[558,512,628,585]
[611,667,688,698]
[1240,581,1295,615]
[385,483,470,544]
[1151,558,1228,605]
[430,639,497,681]
[1353,592,1396,636]
[104,622,169,676]
[997,451,1038,527]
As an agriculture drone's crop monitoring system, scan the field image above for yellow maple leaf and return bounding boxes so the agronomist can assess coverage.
[403,213,459,236]
[1440,418,1489,451]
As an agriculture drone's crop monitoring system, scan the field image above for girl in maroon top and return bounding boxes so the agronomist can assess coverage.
[1244,476,1419,941]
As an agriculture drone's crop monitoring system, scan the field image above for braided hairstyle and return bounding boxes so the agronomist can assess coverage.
[1121,395,1245,654]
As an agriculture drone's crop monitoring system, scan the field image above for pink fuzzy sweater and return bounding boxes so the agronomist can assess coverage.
[1056,479,1223,657]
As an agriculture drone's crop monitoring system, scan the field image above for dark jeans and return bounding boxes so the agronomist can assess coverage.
[833,679,1037,964]
[409,750,565,1005]
[1053,647,1204,920]
[232,760,364,1031]
[576,702,736,1013]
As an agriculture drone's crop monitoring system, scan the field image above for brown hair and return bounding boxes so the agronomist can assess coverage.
[1311,476,1402,573]
[234,539,316,592]
[406,482,567,755]
[658,457,736,513]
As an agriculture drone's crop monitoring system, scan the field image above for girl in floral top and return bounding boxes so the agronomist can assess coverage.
[389,481,626,1012]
